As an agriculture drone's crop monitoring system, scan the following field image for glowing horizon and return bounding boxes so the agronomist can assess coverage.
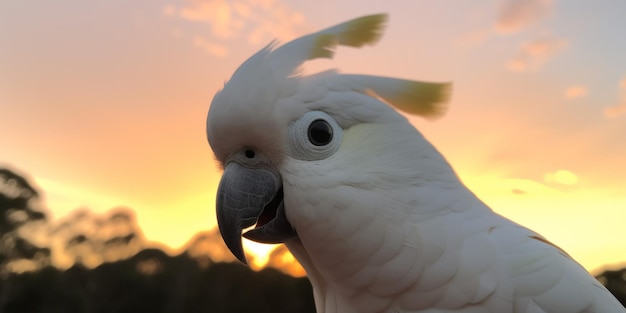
[2,0,625,277]
[23,160,626,277]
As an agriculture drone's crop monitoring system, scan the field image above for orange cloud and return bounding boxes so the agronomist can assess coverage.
[544,170,579,186]
[193,36,228,57]
[456,29,491,49]
[495,0,554,34]
[164,0,306,51]
[460,0,554,50]
[162,5,176,17]
[180,0,242,39]
[507,36,567,72]
[604,77,626,118]
[604,103,626,118]
[563,86,588,99]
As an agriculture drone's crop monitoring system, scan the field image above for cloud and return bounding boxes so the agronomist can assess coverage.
[604,77,626,118]
[604,103,626,118]
[163,0,306,53]
[511,188,526,195]
[179,0,244,39]
[495,0,554,34]
[563,86,588,99]
[458,0,554,49]
[507,36,567,72]
[193,36,228,57]
[544,169,579,186]
[162,5,176,17]
[456,29,492,49]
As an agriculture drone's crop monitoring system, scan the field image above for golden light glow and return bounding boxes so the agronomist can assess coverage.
[460,172,626,273]
[563,86,588,99]
[242,240,279,270]
[2,1,625,278]
[267,247,307,277]
[544,170,579,186]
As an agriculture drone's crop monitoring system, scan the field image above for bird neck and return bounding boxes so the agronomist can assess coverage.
[286,239,373,313]
[285,186,494,313]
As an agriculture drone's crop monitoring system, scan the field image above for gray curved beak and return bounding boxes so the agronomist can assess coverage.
[216,162,296,264]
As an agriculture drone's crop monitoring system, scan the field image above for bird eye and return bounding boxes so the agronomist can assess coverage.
[308,119,333,146]
[288,111,342,161]
[244,149,256,159]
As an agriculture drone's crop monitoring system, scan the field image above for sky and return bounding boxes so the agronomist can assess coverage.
[1,0,625,275]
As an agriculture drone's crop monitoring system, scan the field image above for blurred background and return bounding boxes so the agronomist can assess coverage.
[1,0,625,312]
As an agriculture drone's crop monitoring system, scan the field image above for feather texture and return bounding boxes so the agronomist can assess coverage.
[207,13,626,313]
[332,75,451,119]
[268,14,387,78]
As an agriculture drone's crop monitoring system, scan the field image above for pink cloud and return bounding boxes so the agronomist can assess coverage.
[164,0,306,50]
[563,86,588,99]
[193,36,228,57]
[162,5,176,17]
[459,0,555,50]
[179,0,241,38]
[456,29,492,49]
[507,36,567,72]
[495,0,554,34]
[604,103,626,118]
[604,77,626,118]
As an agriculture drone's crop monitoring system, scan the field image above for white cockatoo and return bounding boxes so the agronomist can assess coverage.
[206,14,625,313]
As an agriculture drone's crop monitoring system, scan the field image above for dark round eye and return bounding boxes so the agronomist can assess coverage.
[307,119,333,146]
[244,149,255,159]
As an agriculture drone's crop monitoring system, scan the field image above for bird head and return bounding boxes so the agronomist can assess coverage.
[206,14,453,265]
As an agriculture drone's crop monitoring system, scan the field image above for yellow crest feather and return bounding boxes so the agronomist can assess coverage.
[310,34,336,59]
[370,81,452,119]
[332,14,387,47]
[341,74,452,119]
[222,14,452,120]
[308,14,387,60]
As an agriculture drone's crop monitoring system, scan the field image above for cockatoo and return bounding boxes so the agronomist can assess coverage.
[206,14,625,313]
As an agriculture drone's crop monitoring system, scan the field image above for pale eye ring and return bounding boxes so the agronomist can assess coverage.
[288,111,342,161]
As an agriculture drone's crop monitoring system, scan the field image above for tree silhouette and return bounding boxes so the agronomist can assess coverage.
[51,207,145,269]
[1,249,316,313]
[597,268,626,306]
[0,166,623,312]
[0,168,50,276]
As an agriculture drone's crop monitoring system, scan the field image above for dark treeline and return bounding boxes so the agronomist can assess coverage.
[1,250,315,313]
[0,167,314,313]
[0,167,624,312]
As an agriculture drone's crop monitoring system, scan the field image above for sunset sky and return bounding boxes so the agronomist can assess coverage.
[1,0,625,274]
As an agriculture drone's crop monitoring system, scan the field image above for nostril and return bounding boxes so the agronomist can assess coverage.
[244,149,255,159]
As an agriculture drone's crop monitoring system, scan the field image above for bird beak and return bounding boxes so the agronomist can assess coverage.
[215,162,296,264]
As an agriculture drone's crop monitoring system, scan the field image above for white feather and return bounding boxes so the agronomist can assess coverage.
[207,13,626,313]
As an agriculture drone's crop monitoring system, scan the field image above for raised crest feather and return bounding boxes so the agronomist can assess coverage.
[360,76,452,119]
[226,13,451,120]
[267,14,388,79]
